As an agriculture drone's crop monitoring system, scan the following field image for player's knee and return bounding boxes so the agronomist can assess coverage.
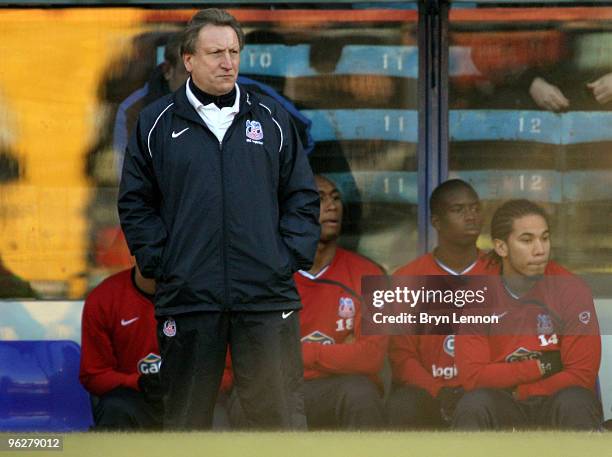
[95,393,139,426]
[550,386,601,423]
[340,375,381,407]
[455,388,498,415]
[552,386,597,409]
[385,385,431,427]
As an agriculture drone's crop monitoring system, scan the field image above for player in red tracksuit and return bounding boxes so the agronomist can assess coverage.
[295,174,387,429]
[80,266,232,429]
[387,179,495,428]
[453,199,602,430]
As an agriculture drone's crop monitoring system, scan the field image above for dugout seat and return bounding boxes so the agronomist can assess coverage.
[0,340,93,431]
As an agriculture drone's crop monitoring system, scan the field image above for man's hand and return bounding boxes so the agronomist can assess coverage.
[537,350,563,378]
[529,77,570,112]
[138,373,163,404]
[587,73,612,105]
[437,386,464,423]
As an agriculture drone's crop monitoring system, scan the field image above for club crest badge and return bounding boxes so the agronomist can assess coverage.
[579,311,591,325]
[537,314,554,335]
[137,353,162,375]
[443,334,455,357]
[163,318,176,337]
[246,120,264,141]
[338,297,356,319]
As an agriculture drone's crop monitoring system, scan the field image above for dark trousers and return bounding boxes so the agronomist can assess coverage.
[385,384,447,429]
[158,311,306,430]
[228,374,383,430]
[452,387,602,431]
[303,375,384,429]
[92,387,162,430]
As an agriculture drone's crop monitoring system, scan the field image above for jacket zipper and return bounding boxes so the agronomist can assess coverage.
[219,112,246,308]
[219,139,230,308]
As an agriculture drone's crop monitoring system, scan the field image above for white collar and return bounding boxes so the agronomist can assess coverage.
[297,264,330,280]
[185,77,240,114]
[433,256,478,276]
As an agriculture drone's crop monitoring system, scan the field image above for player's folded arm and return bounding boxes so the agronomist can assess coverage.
[456,335,542,390]
[308,336,388,375]
[516,335,601,400]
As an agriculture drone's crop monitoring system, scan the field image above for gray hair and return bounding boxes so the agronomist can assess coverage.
[181,8,245,56]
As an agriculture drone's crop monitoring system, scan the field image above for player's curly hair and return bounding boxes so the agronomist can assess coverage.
[487,199,550,266]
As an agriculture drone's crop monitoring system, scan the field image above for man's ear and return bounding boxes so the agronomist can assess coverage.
[493,238,508,259]
[183,53,193,73]
[431,213,440,232]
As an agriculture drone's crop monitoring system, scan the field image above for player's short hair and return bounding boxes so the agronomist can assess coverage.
[181,8,245,56]
[488,199,550,265]
[429,179,478,217]
[316,174,341,196]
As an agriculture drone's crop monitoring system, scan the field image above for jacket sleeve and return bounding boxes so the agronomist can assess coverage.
[455,334,542,391]
[117,114,167,279]
[389,335,445,398]
[79,293,139,396]
[302,297,388,375]
[277,111,320,272]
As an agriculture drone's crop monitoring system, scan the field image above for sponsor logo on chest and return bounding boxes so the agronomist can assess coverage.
[301,330,335,345]
[443,334,455,357]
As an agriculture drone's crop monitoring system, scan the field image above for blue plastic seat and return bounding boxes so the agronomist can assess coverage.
[0,340,93,431]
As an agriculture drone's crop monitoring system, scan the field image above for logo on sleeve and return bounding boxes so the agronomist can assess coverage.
[301,331,335,345]
[137,353,161,375]
[338,297,356,319]
[579,311,591,325]
[246,120,264,145]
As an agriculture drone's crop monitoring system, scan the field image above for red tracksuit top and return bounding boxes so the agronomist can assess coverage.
[295,247,388,382]
[389,252,496,397]
[79,268,159,396]
[455,261,601,400]
[79,268,234,396]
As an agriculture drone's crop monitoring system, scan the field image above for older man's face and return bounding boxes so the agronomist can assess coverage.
[183,24,240,96]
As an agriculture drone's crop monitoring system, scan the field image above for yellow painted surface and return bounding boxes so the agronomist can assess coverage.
[0,8,147,296]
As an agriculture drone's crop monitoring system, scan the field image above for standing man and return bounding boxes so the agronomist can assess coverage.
[387,179,494,428]
[118,8,320,430]
[453,199,602,430]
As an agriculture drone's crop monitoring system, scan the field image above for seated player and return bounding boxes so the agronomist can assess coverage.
[453,199,602,430]
[228,175,387,429]
[387,179,494,428]
[296,175,388,429]
[79,265,162,430]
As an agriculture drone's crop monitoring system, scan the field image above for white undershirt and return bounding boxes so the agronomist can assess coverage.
[297,265,330,280]
[185,77,240,144]
[433,256,478,276]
